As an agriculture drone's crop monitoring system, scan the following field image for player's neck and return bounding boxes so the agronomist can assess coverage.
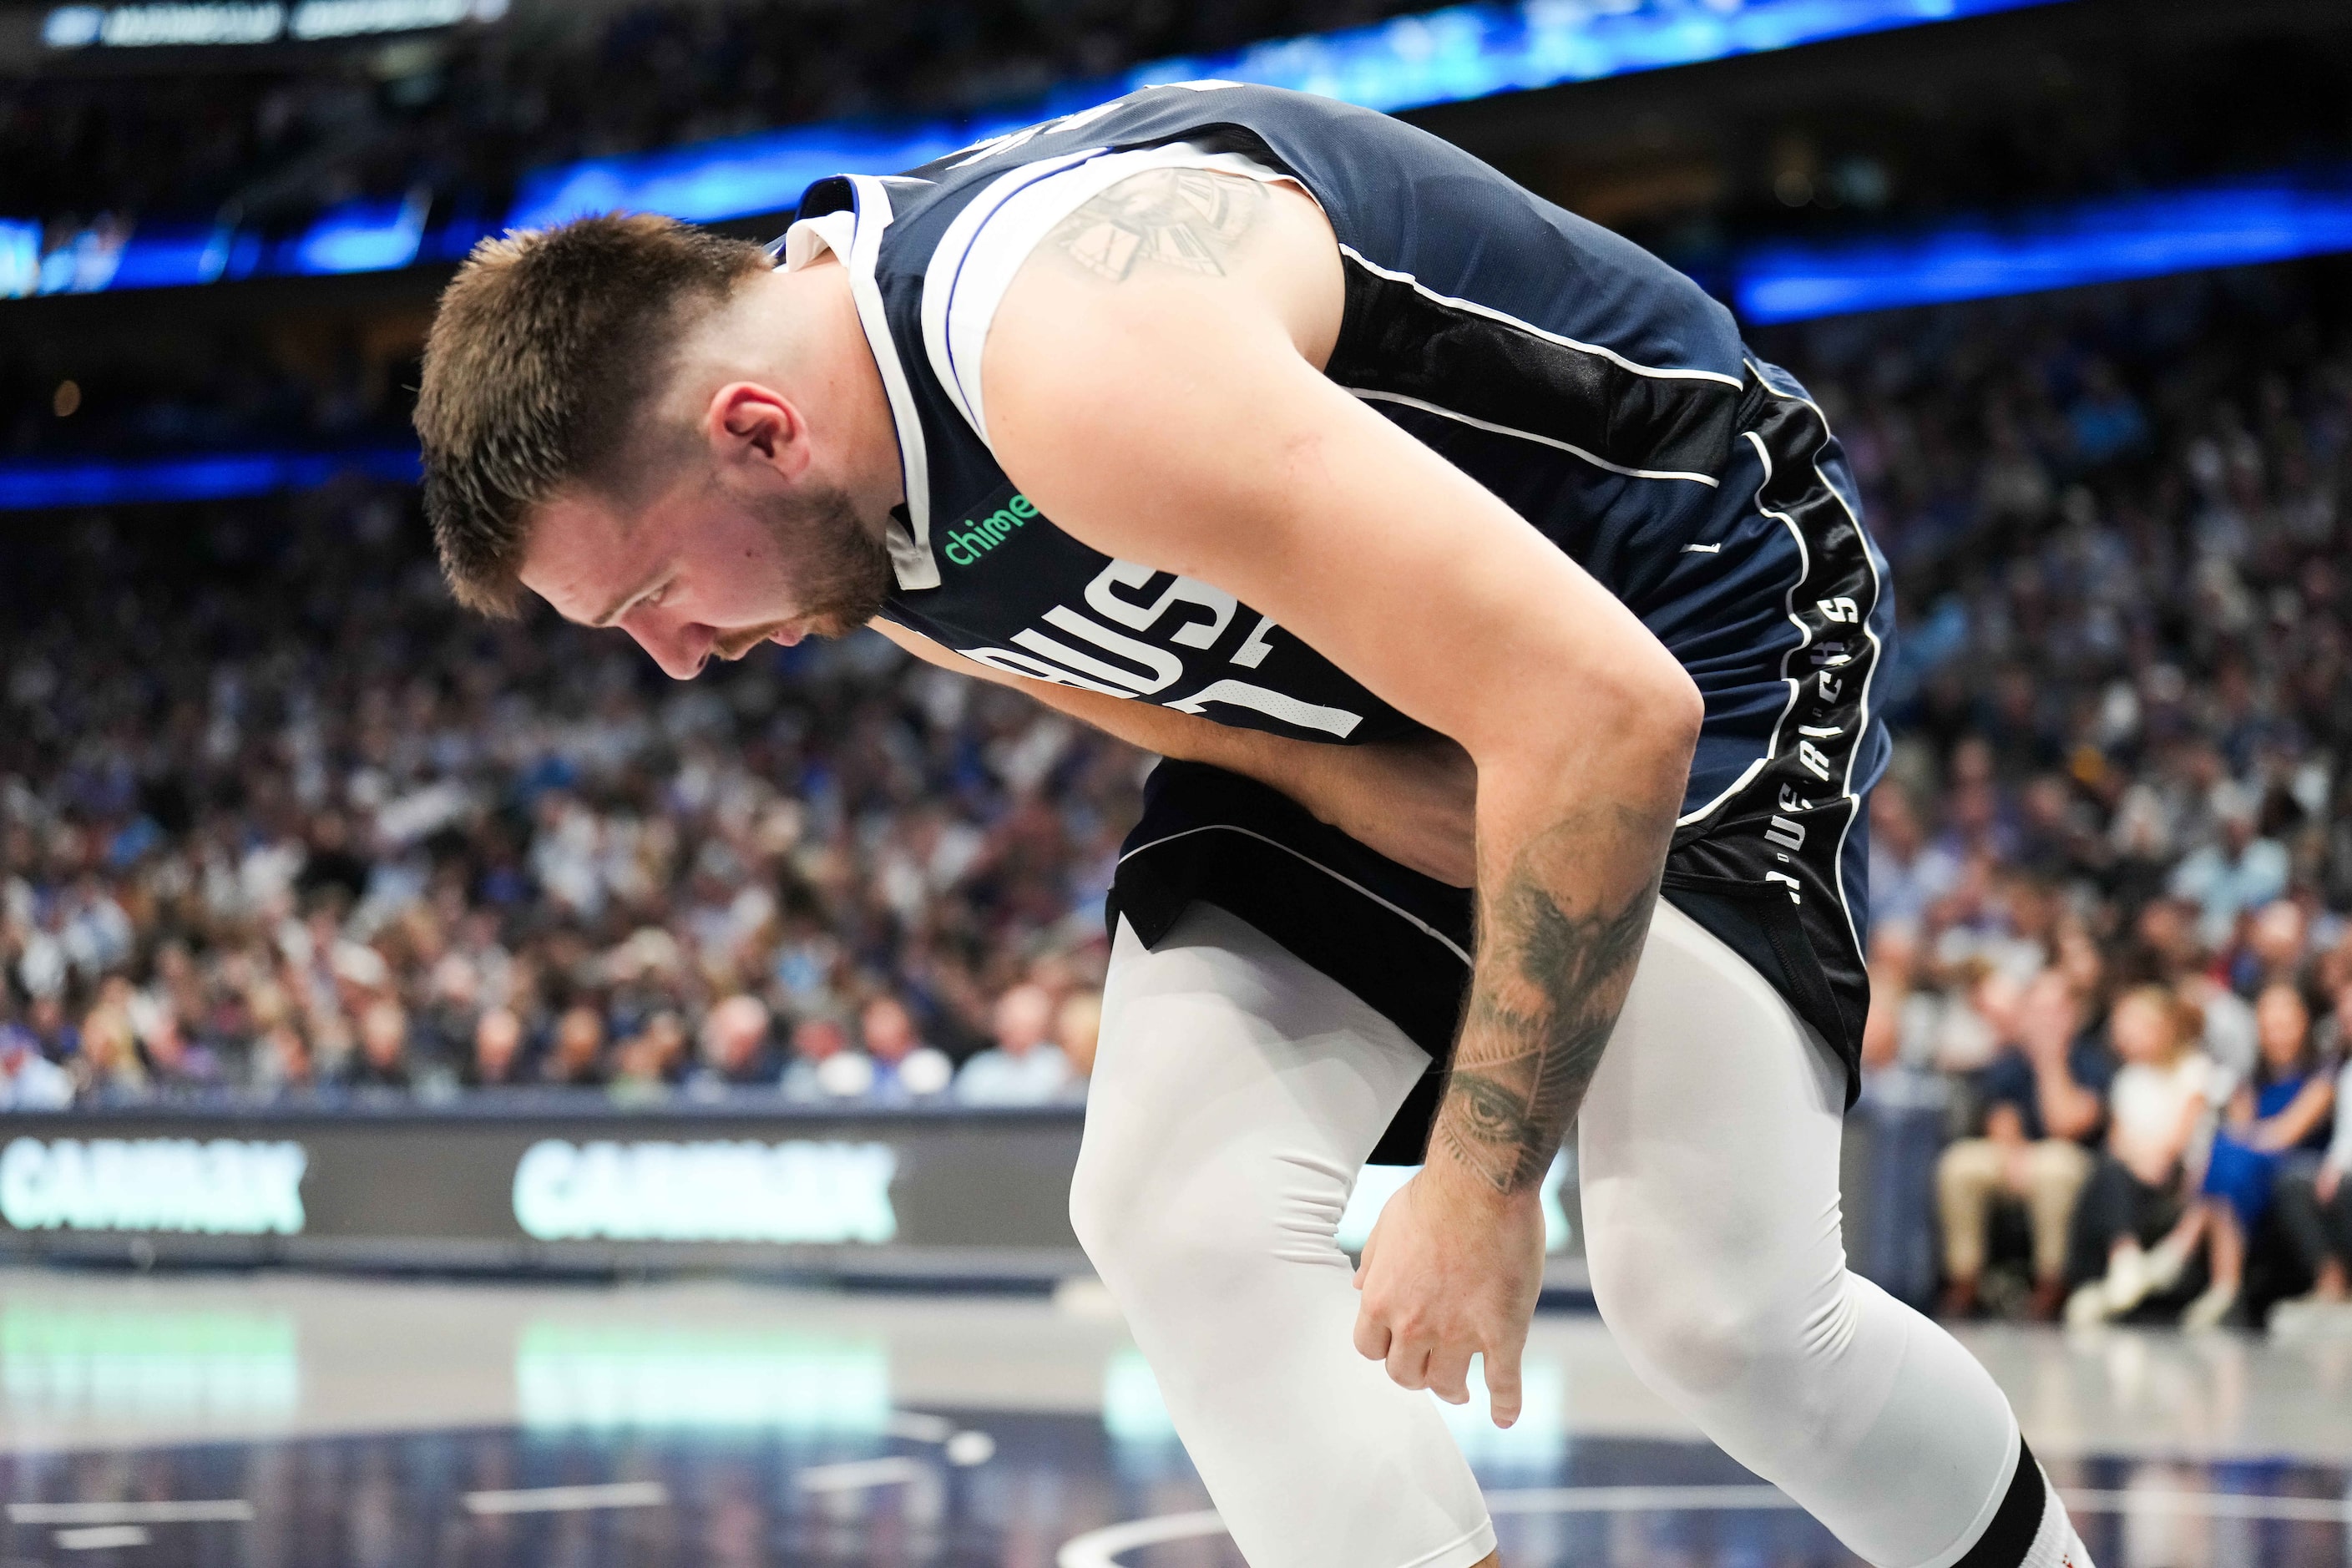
[762,257,907,518]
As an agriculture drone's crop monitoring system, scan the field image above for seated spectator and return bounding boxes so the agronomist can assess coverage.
[694,994,784,1093]
[346,999,414,1091]
[2066,987,2215,1324]
[2168,785,2289,951]
[465,1007,528,1089]
[778,1014,871,1100]
[859,996,953,1104]
[540,1004,610,1088]
[2271,1033,2352,1331]
[1055,989,1102,1088]
[252,1023,315,1096]
[0,1014,73,1108]
[2174,983,2339,1328]
[954,983,1074,1107]
[76,981,147,1100]
[1936,970,2111,1318]
[612,1009,690,1099]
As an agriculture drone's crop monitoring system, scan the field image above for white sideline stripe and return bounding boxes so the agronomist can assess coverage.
[1348,387,1720,487]
[2062,1489,2352,1522]
[797,1456,928,1493]
[1490,1485,1791,1513]
[1058,1509,1226,1567]
[461,1481,669,1516]
[1056,1485,2352,1564]
[11,1500,255,1525]
[886,1411,957,1443]
[55,1525,151,1551]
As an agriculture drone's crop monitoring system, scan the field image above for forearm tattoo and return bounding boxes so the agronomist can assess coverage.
[1047,167,1266,281]
[1438,812,1665,1194]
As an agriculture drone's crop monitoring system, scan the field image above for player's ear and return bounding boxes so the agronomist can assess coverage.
[705,382,812,484]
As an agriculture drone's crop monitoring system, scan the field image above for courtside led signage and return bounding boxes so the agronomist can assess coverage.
[511,1139,900,1245]
[41,0,505,49]
[0,1137,307,1235]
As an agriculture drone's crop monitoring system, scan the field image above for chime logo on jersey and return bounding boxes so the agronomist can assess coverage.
[943,493,1038,567]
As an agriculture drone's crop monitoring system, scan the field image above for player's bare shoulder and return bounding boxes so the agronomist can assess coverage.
[994,164,1343,371]
[1043,166,1273,282]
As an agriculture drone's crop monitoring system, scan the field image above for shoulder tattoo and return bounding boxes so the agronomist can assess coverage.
[1047,167,1267,282]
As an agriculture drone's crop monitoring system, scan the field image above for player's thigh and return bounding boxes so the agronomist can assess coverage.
[1074,904,1428,1264]
[1574,898,1858,1393]
[1579,898,1846,1246]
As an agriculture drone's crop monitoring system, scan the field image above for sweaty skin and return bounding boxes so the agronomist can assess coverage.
[980,168,1701,1429]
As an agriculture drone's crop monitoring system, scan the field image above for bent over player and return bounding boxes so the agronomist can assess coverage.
[416,83,2092,1568]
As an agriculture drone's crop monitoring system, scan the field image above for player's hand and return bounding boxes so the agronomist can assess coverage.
[2318,1163,2341,1205]
[1297,731,1478,888]
[1350,1160,1545,1424]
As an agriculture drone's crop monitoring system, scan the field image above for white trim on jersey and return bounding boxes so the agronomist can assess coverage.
[1334,245,1748,390]
[918,141,1298,450]
[1115,824,1473,967]
[1346,387,1722,487]
[782,177,940,591]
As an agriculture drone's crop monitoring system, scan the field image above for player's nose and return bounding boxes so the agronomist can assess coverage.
[620,613,714,680]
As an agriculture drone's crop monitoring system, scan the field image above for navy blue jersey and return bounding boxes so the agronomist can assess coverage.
[781,83,1894,1138]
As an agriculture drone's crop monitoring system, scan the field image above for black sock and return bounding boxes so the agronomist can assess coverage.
[1950,1435,2047,1568]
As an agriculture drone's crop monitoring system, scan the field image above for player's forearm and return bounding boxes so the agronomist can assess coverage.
[872,618,1475,883]
[1429,679,1698,1197]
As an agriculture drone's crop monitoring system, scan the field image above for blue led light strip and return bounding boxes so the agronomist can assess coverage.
[9,160,2352,510]
[508,0,2054,230]
[1733,169,2352,323]
[0,448,421,510]
[6,0,2054,295]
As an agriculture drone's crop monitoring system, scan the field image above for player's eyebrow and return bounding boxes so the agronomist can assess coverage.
[586,568,670,629]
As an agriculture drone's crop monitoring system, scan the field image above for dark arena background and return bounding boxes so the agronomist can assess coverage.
[5,0,2352,1563]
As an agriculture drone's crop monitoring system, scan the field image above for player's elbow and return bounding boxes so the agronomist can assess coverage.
[1579,652,1703,769]
[1498,650,1700,796]
[1638,659,1706,760]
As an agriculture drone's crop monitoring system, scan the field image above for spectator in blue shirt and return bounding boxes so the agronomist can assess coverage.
[1936,969,2115,1318]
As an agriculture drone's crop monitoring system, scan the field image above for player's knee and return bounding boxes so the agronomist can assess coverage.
[1586,1222,1809,1404]
[1070,1140,1321,1308]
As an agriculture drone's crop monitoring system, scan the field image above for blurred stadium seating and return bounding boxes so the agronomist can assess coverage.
[3,0,2349,1318]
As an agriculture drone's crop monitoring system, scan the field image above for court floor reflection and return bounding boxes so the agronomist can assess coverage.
[4,1416,2350,1567]
[3,1272,2350,1566]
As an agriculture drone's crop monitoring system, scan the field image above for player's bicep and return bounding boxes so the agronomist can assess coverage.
[983,240,1683,762]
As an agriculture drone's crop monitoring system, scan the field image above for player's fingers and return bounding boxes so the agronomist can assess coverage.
[1482,1336,1525,1429]
[1352,1304,1392,1362]
[1426,1345,1474,1405]
[1385,1337,1432,1392]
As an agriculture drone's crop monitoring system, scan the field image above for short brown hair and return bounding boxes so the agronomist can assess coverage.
[415,213,771,616]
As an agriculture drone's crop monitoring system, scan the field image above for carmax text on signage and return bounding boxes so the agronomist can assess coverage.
[0,1137,307,1234]
[512,1140,899,1244]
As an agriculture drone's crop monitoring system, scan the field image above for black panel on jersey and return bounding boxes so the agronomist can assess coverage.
[1110,762,1471,1166]
[1328,258,1746,486]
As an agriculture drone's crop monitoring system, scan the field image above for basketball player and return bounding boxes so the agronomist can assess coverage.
[416,83,2091,1568]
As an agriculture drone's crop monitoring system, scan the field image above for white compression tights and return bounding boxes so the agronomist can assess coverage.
[1071,899,2030,1568]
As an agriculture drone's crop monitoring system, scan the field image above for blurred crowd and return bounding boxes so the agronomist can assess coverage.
[0,482,1128,1112]
[3,0,1434,235]
[5,253,2352,1323]
[1753,258,2352,1331]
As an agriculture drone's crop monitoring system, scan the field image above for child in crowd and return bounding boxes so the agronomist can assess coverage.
[2066,986,2216,1324]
